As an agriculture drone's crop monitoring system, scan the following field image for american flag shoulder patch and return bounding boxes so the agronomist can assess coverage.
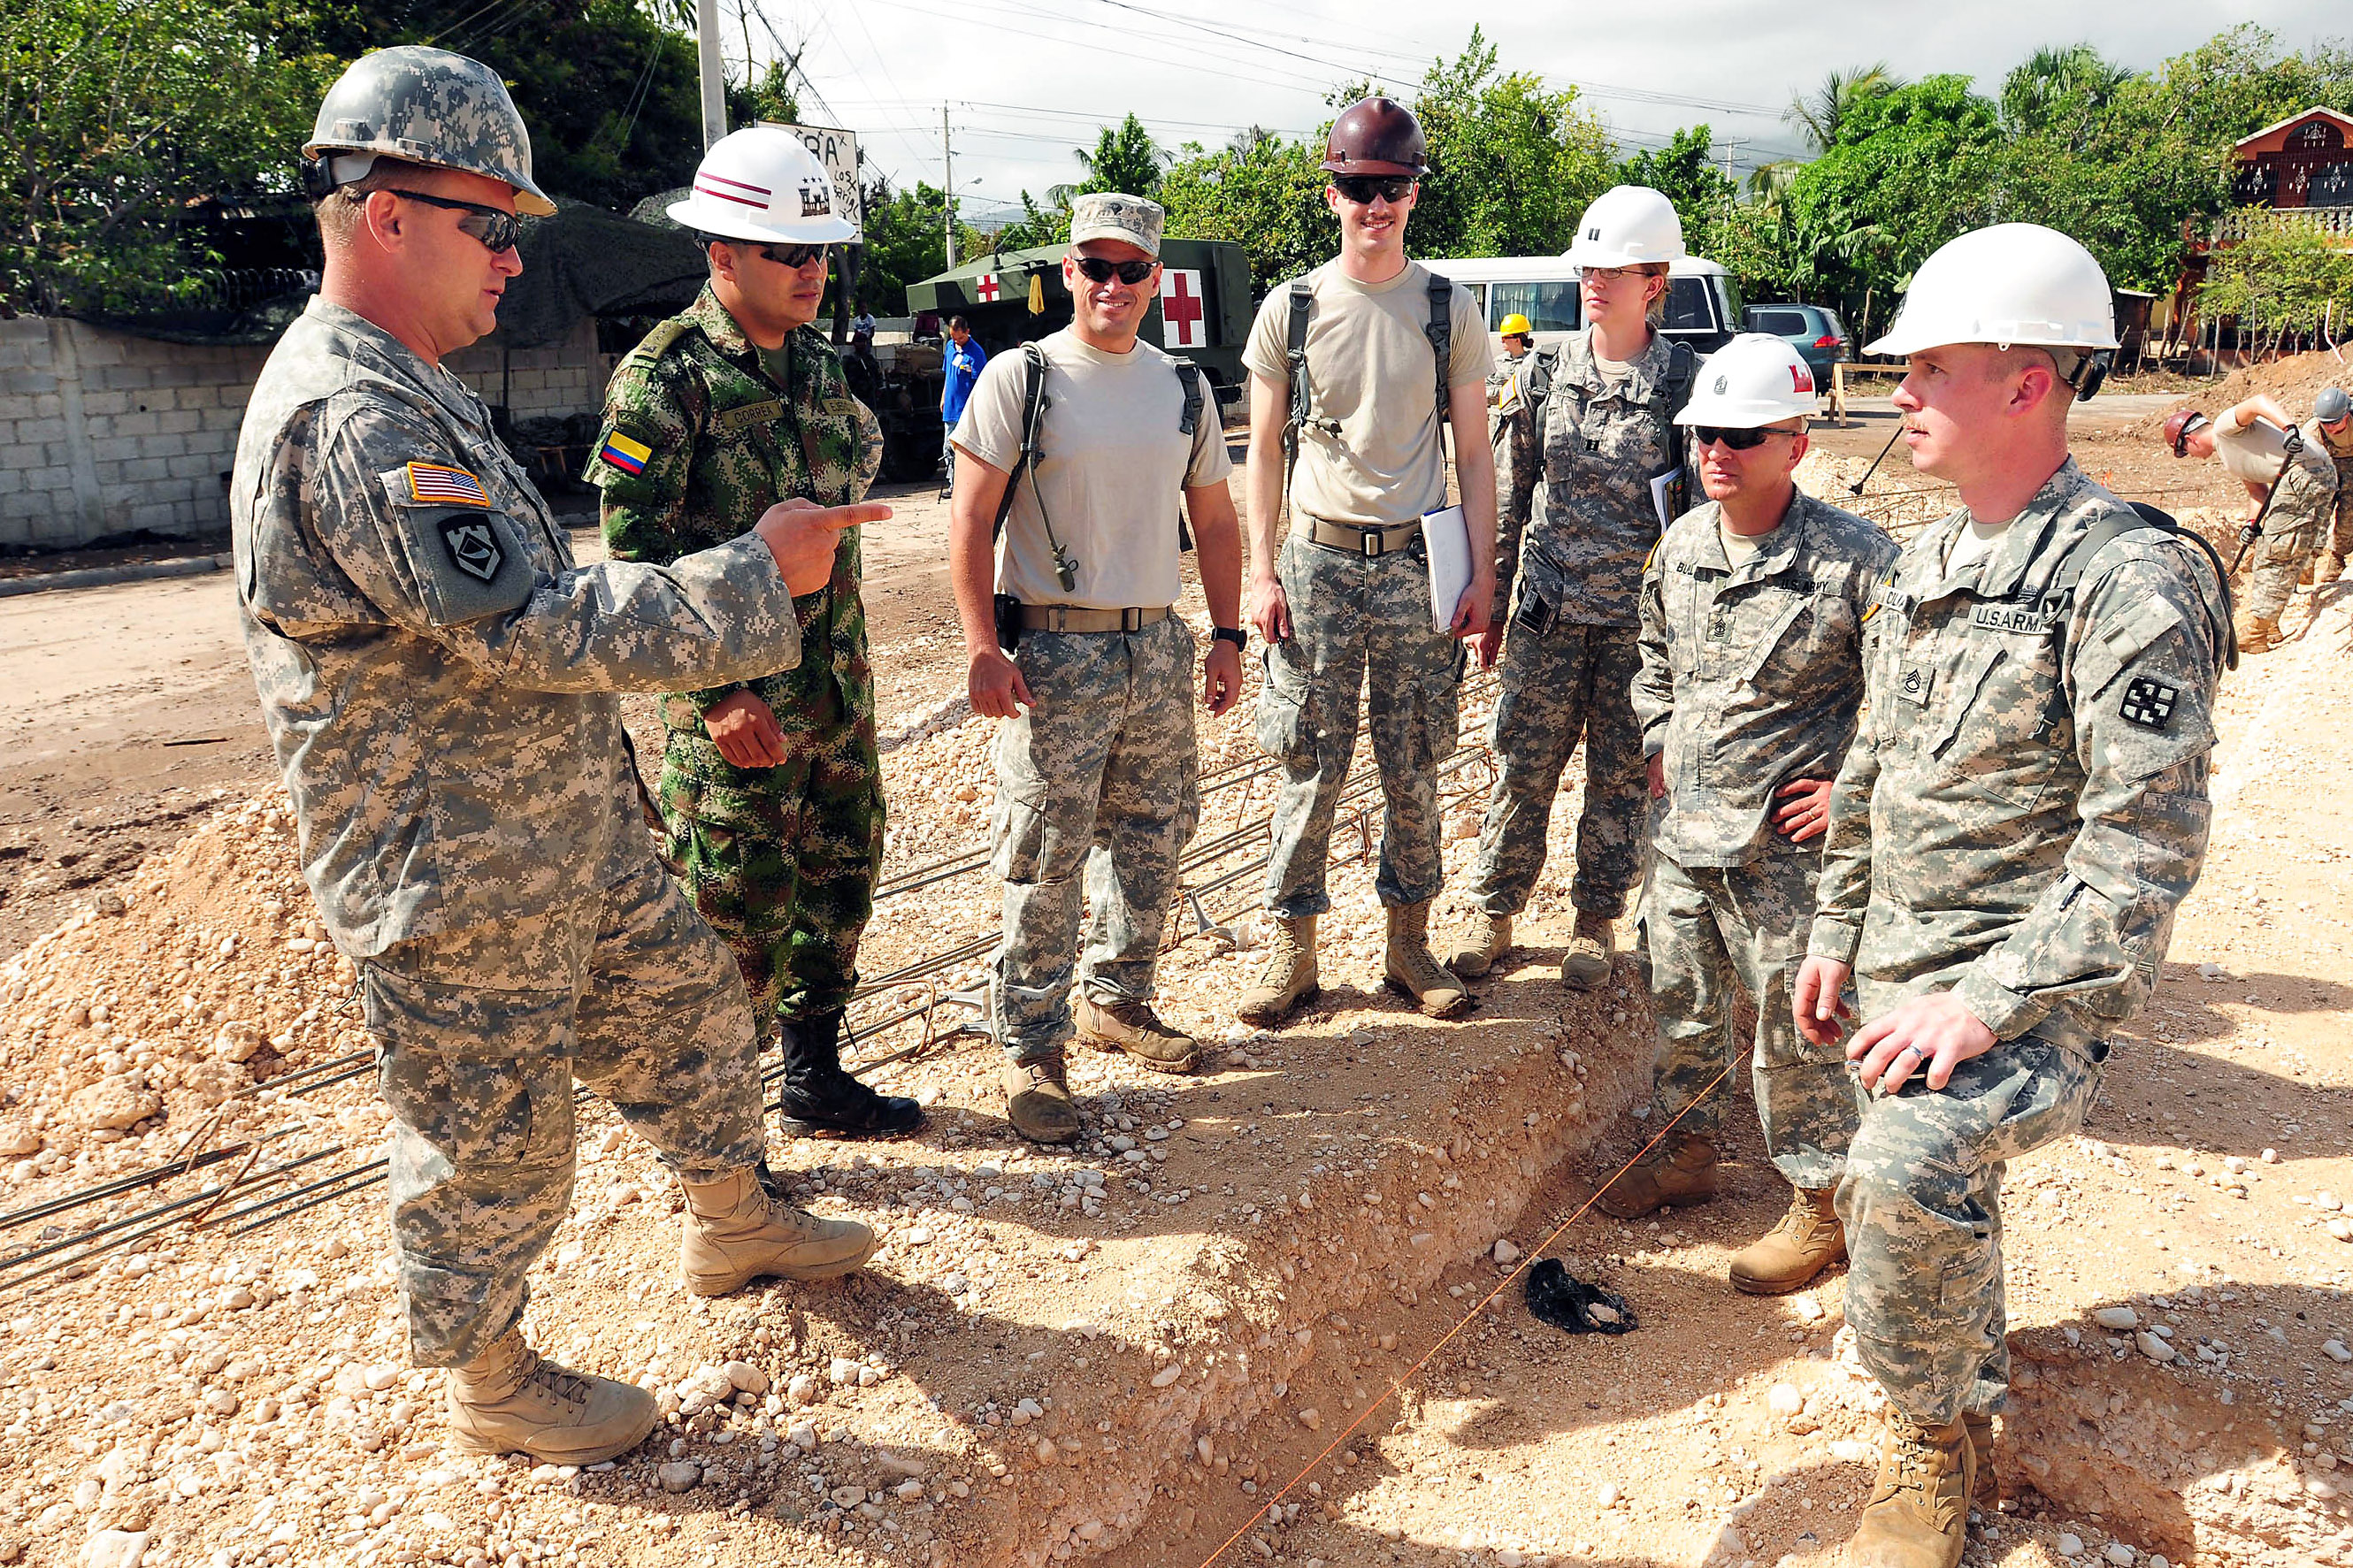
[403,461,492,508]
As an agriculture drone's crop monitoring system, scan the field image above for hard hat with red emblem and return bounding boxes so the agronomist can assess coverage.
[666,126,855,245]
[1675,333,1820,428]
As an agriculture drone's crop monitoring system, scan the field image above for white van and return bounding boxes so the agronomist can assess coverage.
[1422,254,1743,360]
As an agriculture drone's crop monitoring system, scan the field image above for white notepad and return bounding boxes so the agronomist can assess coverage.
[1421,504,1471,634]
[1650,471,1679,532]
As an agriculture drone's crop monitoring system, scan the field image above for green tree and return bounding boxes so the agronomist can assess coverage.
[1782,63,1905,153]
[1618,126,1736,232]
[0,0,336,313]
[1999,43,2130,134]
[2200,210,2353,348]
[1403,29,1617,260]
[1157,130,1330,295]
[1068,114,1166,199]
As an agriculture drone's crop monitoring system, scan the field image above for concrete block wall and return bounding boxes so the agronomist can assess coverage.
[0,314,609,551]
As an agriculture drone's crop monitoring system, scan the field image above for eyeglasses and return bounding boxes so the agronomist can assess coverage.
[759,243,830,269]
[1073,256,1156,286]
[379,189,521,254]
[1691,425,1797,451]
[1331,175,1415,205]
[1583,265,1652,287]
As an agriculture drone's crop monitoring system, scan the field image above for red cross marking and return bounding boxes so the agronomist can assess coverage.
[1160,268,1206,348]
[975,274,1000,303]
[1791,364,1814,394]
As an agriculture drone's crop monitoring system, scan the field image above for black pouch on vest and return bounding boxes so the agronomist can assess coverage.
[993,592,1023,654]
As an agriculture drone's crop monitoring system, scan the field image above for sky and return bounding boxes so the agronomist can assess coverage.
[713,0,2348,228]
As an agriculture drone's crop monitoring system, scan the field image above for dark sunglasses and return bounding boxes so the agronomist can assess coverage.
[1073,256,1156,286]
[2170,414,2210,457]
[382,188,521,253]
[1691,425,1795,451]
[759,242,831,269]
[1331,175,1415,205]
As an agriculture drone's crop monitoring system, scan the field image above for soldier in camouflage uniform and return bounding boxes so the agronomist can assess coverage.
[1446,186,1694,992]
[1236,98,1497,1025]
[589,126,919,1139]
[2314,385,2353,583]
[235,50,880,1467]
[946,195,1245,1145]
[1595,334,1895,1302]
[2163,394,2340,653]
[1487,312,1546,584]
[1791,226,2229,1568]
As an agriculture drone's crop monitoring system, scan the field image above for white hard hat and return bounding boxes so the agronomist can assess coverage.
[1866,223,2118,357]
[1567,185,1685,269]
[666,126,855,245]
[1675,334,1820,428]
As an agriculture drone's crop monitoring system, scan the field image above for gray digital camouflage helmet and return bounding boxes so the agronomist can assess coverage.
[2319,385,2350,425]
[303,46,556,216]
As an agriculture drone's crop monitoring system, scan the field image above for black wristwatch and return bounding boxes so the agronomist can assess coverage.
[1212,626,1248,652]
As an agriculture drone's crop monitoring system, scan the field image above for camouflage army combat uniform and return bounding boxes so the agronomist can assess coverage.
[234,299,806,1365]
[2242,421,2339,623]
[1487,348,1550,594]
[1632,490,1896,1187]
[2318,413,2353,577]
[1809,459,2227,1425]
[589,287,885,1036]
[1465,327,1689,921]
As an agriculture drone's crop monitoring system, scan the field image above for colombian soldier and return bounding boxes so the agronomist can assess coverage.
[1444,187,1696,992]
[589,128,921,1139]
[1598,334,1896,1300]
[1487,312,1550,618]
[948,195,1245,1144]
[235,48,881,1465]
[1791,225,2228,1567]
[2313,384,2353,583]
[2161,393,2340,653]
[1237,97,1497,1024]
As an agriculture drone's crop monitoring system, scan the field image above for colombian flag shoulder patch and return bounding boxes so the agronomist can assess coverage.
[598,430,654,476]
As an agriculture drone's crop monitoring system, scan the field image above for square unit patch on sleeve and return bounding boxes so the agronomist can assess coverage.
[2119,676,2179,730]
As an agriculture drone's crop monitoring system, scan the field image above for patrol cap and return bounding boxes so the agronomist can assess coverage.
[304,46,556,217]
[1069,192,1164,258]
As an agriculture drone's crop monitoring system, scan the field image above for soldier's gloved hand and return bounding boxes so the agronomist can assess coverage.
[1250,576,1292,646]
[755,498,892,596]
[1847,991,1997,1094]
[1202,640,1243,716]
[1791,957,1854,1048]
[969,647,1032,720]
[1772,777,1835,842]
[704,692,787,769]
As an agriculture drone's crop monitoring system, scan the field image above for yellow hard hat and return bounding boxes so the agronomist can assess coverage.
[1498,313,1533,337]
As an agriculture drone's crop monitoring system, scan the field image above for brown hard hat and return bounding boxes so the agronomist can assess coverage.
[2162,409,2208,455]
[1322,96,1428,178]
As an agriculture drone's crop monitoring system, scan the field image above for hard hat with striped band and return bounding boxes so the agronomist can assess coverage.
[666,126,855,245]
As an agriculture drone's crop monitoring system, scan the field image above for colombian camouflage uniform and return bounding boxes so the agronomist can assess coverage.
[1809,459,2227,1425]
[232,299,801,1365]
[1487,348,1550,596]
[2242,421,2339,623]
[589,286,885,1032]
[1465,327,1688,920]
[1631,490,1896,1189]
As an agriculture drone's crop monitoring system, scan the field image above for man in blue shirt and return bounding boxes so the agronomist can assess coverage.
[941,315,987,493]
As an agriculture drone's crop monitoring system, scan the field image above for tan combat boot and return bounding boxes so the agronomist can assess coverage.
[445,1327,657,1465]
[1382,899,1469,1017]
[2237,612,2279,654]
[1559,910,1617,991]
[1846,1410,1974,1568]
[1237,914,1319,1026]
[1002,1052,1084,1145]
[1594,1130,1718,1220]
[678,1166,876,1296]
[1730,1185,1847,1295]
[1962,1411,1997,1505]
[1075,995,1198,1073]
[2319,550,2347,585]
[1440,910,1513,978]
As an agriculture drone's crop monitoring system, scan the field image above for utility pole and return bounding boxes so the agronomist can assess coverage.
[943,103,958,268]
[695,0,726,150]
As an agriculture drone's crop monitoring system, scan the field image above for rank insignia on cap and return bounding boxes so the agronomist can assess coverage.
[2119,676,2179,730]
[598,431,653,476]
[403,461,491,507]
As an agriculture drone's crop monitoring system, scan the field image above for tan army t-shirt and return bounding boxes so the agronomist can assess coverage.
[1242,260,1491,528]
[954,328,1232,610]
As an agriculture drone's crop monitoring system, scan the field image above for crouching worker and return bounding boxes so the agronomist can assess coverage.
[947,194,1246,1145]
[1598,333,1894,1304]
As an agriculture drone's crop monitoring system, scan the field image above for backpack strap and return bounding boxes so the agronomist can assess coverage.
[1657,339,1698,473]
[2039,502,2237,673]
[1280,282,1315,509]
[1174,359,1203,438]
[1425,274,1454,458]
[988,343,1079,591]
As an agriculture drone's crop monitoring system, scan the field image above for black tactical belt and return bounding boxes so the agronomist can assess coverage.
[1017,604,1173,633]
[1303,517,1422,558]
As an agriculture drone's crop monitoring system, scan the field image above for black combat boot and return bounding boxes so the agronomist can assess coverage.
[774,1012,924,1137]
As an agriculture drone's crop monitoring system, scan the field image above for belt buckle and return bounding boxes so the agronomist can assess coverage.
[1360,528,1383,559]
[1120,607,1143,632]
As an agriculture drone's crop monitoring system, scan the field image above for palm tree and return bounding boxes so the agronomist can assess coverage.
[1782,64,1905,153]
[2000,43,2131,134]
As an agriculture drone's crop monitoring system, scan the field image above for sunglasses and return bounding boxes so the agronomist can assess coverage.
[1691,425,1796,451]
[1073,256,1156,286]
[2169,415,2209,457]
[758,242,830,269]
[382,189,521,254]
[1331,175,1415,205]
